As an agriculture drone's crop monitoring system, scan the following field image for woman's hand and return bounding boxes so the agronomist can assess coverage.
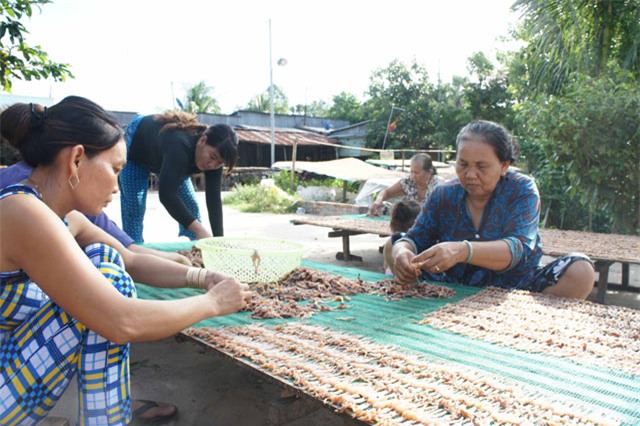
[205,277,252,317]
[367,201,383,216]
[188,219,213,240]
[194,227,213,240]
[411,241,467,274]
[201,269,234,290]
[392,247,421,284]
[160,250,192,266]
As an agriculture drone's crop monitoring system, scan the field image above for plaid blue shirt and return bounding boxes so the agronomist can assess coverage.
[400,170,543,289]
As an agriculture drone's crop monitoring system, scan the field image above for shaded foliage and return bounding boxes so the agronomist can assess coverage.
[1,0,73,91]
[326,91,365,123]
[463,52,516,130]
[510,0,640,97]
[516,67,639,233]
[290,99,329,117]
[363,59,437,150]
[431,76,472,150]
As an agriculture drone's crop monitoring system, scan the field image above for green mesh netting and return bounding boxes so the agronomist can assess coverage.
[139,241,640,424]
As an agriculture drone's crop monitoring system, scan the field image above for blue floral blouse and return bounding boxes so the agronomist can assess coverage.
[398,170,543,289]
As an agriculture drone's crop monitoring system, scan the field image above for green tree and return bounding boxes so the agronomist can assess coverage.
[518,67,639,234]
[245,85,288,114]
[432,76,473,149]
[245,93,269,112]
[327,91,365,123]
[510,0,640,97]
[290,99,329,117]
[466,51,494,84]
[1,0,73,91]
[507,0,640,234]
[463,52,515,129]
[182,81,220,114]
[363,59,437,150]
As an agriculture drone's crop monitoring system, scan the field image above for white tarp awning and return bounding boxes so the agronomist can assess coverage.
[354,177,401,206]
[365,158,449,169]
[272,157,406,183]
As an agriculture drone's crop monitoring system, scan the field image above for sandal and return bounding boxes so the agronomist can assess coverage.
[131,399,178,425]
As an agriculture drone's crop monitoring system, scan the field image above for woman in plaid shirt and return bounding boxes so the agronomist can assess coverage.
[0,96,251,425]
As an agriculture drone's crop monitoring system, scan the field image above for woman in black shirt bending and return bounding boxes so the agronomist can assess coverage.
[120,112,238,242]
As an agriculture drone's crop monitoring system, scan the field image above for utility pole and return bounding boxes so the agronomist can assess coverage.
[381,105,405,150]
[269,19,275,166]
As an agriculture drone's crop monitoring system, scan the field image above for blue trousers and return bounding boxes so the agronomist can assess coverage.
[119,115,201,243]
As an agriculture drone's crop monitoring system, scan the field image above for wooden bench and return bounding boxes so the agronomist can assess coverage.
[291,215,640,304]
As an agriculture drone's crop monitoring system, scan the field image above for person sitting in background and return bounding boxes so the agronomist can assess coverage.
[391,120,595,299]
[120,112,238,242]
[383,199,422,276]
[0,96,252,425]
[367,153,446,216]
[0,161,192,266]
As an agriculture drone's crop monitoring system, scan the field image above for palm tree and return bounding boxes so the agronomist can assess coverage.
[183,81,221,114]
[246,93,270,112]
[512,0,640,95]
[245,85,289,114]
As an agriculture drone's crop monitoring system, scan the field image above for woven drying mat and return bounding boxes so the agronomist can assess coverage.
[185,323,620,425]
[291,215,392,236]
[172,247,456,319]
[421,287,640,377]
[539,229,640,263]
[247,267,455,319]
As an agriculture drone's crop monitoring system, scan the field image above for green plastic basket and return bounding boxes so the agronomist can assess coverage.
[196,237,305,283]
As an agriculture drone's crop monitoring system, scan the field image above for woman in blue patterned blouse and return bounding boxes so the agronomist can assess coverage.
[391,120,595,299]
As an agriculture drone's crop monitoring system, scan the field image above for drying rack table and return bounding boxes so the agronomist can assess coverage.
[138,242,640,425]
[290,215,640,304]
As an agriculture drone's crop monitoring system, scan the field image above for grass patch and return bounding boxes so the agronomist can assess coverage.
[224,184,299,214]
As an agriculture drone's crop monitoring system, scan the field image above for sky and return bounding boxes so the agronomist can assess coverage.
[5,0,521,115]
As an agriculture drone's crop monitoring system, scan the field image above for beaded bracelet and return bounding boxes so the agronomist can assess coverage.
[463,240,473,264]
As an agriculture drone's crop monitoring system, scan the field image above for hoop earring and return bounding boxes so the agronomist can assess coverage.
[69,175,80,190]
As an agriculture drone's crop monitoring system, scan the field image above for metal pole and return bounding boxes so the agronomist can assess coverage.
[381,105,394,150]
[291,141,297,190]
[269,19,276,166]
[381,105,405,150]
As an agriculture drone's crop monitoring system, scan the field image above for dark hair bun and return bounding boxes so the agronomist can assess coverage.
[1,103,38,150]
[1,96,122,167]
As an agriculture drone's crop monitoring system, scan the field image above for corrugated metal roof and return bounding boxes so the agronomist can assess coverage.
[234,126,340,147]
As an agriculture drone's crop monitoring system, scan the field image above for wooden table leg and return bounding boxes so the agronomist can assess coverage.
[335,234,363,262]
[342,234,352,261]
[595,261,613,304]
[328,230,364,262]
[621,262,630,288]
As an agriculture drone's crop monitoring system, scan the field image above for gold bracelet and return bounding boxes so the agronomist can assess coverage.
[186,267,196,287]
[186,267,207,288]
[197,268,207,288]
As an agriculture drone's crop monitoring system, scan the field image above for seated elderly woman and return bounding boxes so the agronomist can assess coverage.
[0,96,252,425]
[367,153,446,216]
[390,120,595,299]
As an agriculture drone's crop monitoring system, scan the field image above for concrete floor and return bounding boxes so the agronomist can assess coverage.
[47,192,639,425]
